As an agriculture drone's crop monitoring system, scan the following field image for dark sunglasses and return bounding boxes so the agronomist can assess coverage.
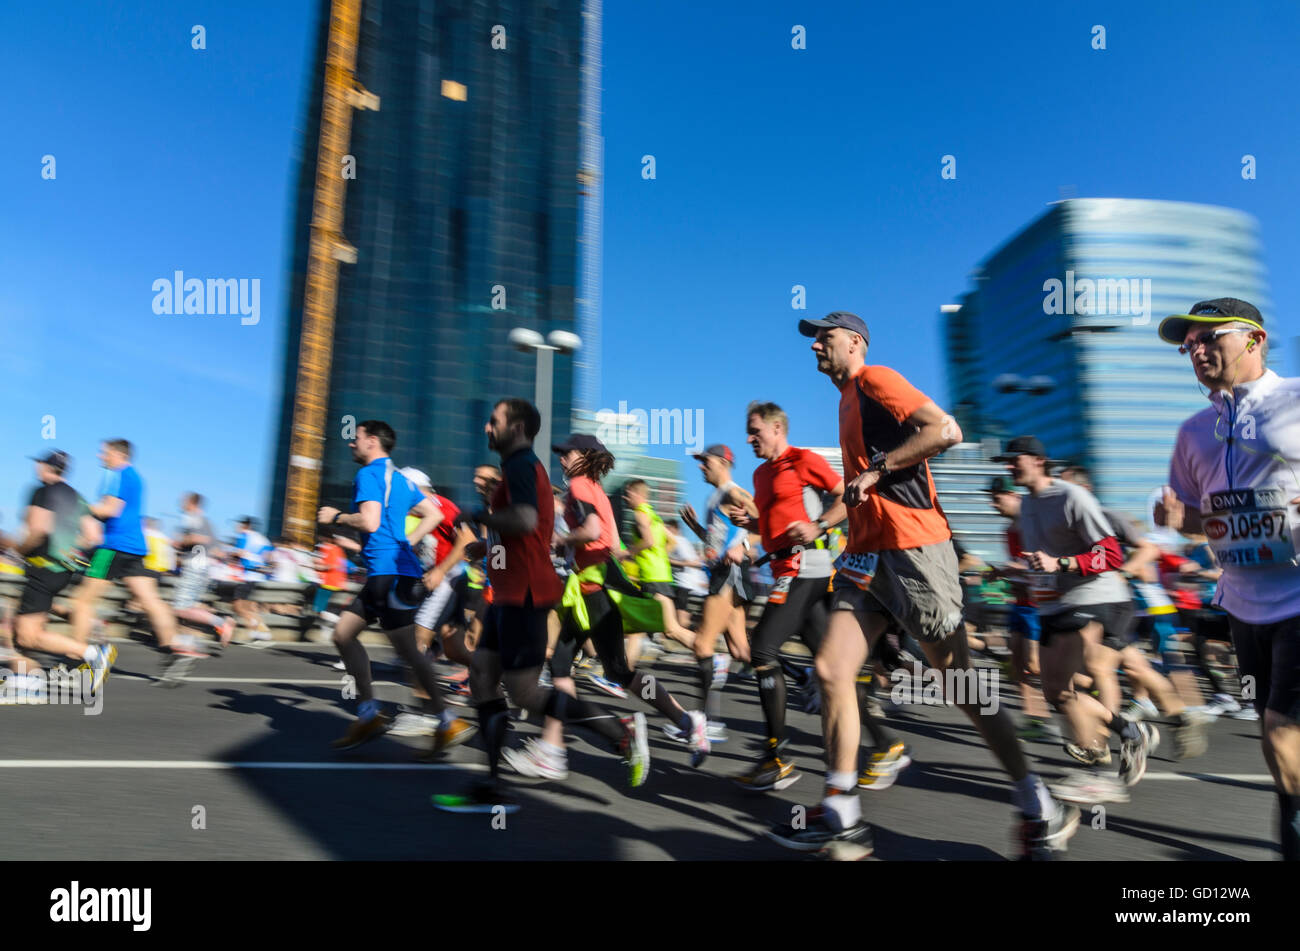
[1179,327,1251,355]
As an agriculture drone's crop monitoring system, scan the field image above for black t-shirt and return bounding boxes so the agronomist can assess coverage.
[27,481,86,568]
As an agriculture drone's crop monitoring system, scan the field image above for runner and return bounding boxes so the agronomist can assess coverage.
[621,478,695,649]
[500,434,709,781]
[70,439,194,684]
[1155,297,1300,860]
[232,517,273,644]
[678,444,755,741]
[999,436,1156,805]
[664,517,707,631]
[317,419,475,757]
[767,311,1076,859]
[432,401,650,813]
[727,401,908,792]
[1058,466,1211,759]
[0,450,115,693]
[170,493,234,651]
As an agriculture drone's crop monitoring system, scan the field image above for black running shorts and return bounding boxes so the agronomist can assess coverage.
[479,594,552,671]
[85,548,150,582]
[1039,602,1133,648]
[341,574,423,631]
[1229,612,1300,720]
[18,565,76,616]
[750,575,831,667]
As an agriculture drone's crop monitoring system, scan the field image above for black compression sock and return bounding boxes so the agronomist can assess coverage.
[755,666,786,742]
[477,697,509,779]
[696,656,715,714]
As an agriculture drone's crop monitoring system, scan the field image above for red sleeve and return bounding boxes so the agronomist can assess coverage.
[1006,527,1025,560]
[1075,536,1123,576]
[796,449,841,492]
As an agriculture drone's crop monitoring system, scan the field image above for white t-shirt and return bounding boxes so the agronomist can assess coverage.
[268,547,301,583]
[670,533,708,594]
[1169,369,1300,623]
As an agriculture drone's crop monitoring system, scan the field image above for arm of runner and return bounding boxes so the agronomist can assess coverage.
[1121,536,1161,581]
[786,479,846,544]
[323,501,382,534]
[677,503,707,542]
[11,503,53,556]
[557,512,601,549]
[425,522,478,589]
[89,494,125,521]
[405,496,444,547]
[883,402,963,472]
[628,509,655,555]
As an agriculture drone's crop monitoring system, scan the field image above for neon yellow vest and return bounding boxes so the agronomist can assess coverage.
[632,502,672,583]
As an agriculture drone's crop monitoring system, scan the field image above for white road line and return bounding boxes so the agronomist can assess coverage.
[1141,772,1273,782]
[0,760,487,771]
[110,676,403,686]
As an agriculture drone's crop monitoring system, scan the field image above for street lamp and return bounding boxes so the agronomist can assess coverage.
[509,327,582,474]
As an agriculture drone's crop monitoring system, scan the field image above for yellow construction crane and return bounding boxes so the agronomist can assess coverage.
[282,0,379,546]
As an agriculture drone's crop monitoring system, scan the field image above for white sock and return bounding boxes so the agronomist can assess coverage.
[537,739,566,762]
[82,645,98,663]
[828,770,856,792]
[1015,774,1055,819]
[822,790,861,828]
[439,709,456,729]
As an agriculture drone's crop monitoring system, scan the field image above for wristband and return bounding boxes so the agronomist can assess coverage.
[816,518,829,533]
[867,451,889,475]
[332,512,343,525]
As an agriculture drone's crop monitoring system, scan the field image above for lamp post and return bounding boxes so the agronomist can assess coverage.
[508,327,582,474]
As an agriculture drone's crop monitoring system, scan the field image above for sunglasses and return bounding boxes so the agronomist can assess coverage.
[1179,327,1251,355]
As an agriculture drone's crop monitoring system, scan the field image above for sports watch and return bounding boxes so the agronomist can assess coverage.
[1057,556,1072,573]
[867,451,890,475]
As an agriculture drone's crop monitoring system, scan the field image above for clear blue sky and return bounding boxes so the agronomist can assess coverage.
[3,0,1297,534]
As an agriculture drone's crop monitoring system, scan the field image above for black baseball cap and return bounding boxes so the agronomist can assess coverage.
[1158,298,1264,345]
[693,444,735,465]
[992,436,1048,463]
[552,433,607,455]
[30,449,70,474]
[797,310,870,345]
[988,475,1016,495]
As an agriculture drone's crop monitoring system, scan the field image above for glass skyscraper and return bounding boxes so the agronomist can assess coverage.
[945,198,1271,523]
[269,0,591,534]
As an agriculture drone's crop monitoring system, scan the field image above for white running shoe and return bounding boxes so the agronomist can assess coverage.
[502,739,570,781]
[1051,769,1131,804]
[686,710,711,767]
[388,711,439,737]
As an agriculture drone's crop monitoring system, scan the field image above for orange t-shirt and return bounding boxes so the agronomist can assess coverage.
[838,364,951,553]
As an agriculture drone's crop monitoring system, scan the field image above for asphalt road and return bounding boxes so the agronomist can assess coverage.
[0,636,1280,861]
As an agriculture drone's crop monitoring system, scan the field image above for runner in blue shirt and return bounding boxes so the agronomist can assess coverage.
[318,419,475,755]
[71,439,190,682]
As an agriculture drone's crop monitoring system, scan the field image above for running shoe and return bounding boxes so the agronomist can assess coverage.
[732,740,801,792]
[502,738,570,781]
[388,710,439,737]
[431,780,519,814]
[1118,720,1158,786]
[620,712,650,787]
[858,741,912,791]
[1228,704,1259,722]
[1050,769,1131,804]
[217,617,236,648]
[1018,801,1081,859]
[1173,709,1210,760]
[662,723,687,743]
[706,720,729,744]
[1125,697,1160,721]
[245,627,273,649]
[1064,743,1112,767]
[685,710,711,767]
[573,655,594,671]
[1018,718,1061,742]
[331,711,391,750]
[430,717,477,756]
[765,803,873,853]
[439,666,470,685]
[331,659,347,671]
[153,649,203,688]
[87,644,118,695]
[585,672,627,699]
[443,681,472,706]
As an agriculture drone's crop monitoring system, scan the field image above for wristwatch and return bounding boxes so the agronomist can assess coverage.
[1057,556,1072,573]
[332,512,343,525]
[816,518,829,533]
[867,451,889,475]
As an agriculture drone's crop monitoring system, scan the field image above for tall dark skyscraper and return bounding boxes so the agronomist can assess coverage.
[269,0,590,534]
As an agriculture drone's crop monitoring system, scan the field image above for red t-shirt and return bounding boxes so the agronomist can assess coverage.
[838,364,951,553]
[565,475,618,572]
[430,493,461,566]
[753,446,841,578]
[317,542,346,590]
[489,449,562,608]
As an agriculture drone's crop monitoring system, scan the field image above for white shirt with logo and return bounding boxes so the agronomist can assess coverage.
[1169,369,1300,624]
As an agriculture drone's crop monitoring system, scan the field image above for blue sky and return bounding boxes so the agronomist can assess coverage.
[3,1,1297,535]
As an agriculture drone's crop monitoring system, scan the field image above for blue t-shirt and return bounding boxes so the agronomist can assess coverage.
[98,464,147,556]
[353,458,422,577]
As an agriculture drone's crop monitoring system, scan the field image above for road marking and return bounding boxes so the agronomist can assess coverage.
[1142,772,1272,782]
[111,676,404,687]
[0,760,487,771]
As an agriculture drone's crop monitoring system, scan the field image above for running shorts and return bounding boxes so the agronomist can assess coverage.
[17,565,76,616]
[829,541,963,644]
[638,580,675,599]
[415,577,458,630]
[1228,612,1300,720]
[85,548,150,582]
[479,593,552,671]
[1038,601,1133,648]
[341,574,423,631]
[1008,604,1040,642]
[707,559,755,603]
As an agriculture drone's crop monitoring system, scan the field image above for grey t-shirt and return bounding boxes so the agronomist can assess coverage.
[1018,479,1129,615]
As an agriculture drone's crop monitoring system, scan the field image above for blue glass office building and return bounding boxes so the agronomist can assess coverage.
[269,0,592,534]
[945,199,1272,522]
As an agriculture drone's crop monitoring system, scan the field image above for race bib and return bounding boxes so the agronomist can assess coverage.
[834,551,878,590]
[767,575,793,605]
[1132,581,1176,616]
[1026,571,1060,604]
[1201,487,1298,569]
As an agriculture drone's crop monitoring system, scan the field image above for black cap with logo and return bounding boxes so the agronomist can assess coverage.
[692,444,735,465]
[552,433,608,455]
[30,449,70,474]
